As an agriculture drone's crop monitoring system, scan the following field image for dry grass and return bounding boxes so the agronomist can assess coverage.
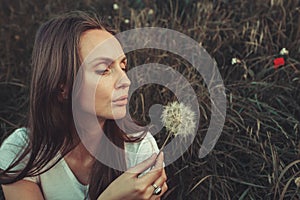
[0,0,300,199]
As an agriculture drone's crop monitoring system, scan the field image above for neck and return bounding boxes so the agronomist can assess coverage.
[66,141,95,163]
[74,112,105,134]
[63,141,95,186]
[69,114,107,161]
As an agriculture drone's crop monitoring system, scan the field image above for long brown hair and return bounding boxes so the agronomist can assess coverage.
[0,11,145,199]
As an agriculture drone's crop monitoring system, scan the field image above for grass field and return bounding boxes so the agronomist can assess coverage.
[0,0,300,199]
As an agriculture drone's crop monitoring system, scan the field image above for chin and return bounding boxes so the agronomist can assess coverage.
[111,109,127,120]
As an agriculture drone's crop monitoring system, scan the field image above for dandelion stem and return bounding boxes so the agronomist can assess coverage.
[158,131,173,154]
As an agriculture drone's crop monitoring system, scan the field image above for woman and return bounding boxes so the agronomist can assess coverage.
[0,11,167,200]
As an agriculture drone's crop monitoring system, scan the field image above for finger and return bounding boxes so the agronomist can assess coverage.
[127,153,157,175]
[152,169,167,188]
[150,195,161,200]
[140,152,164,183]
[151,172,167,195]
[149,182,168,200]
[136,153,165,178]
[151,152,164,171]
[156,182,168,198]
[161,182,168,196]
[161,169,167,181]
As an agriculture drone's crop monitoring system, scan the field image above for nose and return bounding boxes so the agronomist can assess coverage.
[115,69,131,89]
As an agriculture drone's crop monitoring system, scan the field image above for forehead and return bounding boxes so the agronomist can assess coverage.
[79,29,124,62]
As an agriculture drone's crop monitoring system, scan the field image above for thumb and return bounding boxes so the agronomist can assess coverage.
[127,153,157,175]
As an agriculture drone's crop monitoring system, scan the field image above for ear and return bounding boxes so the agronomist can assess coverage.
[57,84,69,102]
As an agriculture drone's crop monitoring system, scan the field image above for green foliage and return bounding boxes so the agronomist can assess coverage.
[0,0,300,199]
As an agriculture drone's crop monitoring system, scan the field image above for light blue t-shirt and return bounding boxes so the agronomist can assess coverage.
[0,128,159,200]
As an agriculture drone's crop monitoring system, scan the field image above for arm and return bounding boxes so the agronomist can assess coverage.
[0,129,43,199]
[2,180,44,200]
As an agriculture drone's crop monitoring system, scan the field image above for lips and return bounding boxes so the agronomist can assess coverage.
[112,95,128,106]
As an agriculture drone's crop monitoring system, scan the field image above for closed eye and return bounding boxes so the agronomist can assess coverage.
[121,58,128,72]
[121,67,127,72]
[95,66,111,75]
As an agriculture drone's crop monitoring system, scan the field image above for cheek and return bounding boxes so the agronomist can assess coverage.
[95,80,112,101]
[77,74,100,113]
[110,107,127,119]
[94,81,114,111]
[94,81,127,119]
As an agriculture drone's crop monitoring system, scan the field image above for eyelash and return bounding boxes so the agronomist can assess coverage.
[95,61,127,75]
[122,65,127,72]
[95,68,111,75]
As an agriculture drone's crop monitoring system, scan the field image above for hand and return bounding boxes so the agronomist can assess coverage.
[98,152,168,200]
[149,169,168,200]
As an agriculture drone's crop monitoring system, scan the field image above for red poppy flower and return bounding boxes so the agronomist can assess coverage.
[273,57,285,69]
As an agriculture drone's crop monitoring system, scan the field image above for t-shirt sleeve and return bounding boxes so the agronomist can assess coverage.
[0,128,39,183]
[125,131,160,170]
[0,128,29,170]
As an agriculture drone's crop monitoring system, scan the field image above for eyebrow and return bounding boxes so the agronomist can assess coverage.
[88,55,127,66]
[88,57,114,65]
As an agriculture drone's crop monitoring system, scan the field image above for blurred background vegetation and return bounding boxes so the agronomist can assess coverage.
[0,0,300,199]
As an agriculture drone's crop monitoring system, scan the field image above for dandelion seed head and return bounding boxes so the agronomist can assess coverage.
[124,19,130,24]
[161,102,196,137]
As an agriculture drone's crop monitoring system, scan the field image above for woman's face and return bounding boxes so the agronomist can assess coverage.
[77,29,131,121]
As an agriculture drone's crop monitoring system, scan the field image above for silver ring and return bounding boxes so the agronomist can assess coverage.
[152,184,162,195]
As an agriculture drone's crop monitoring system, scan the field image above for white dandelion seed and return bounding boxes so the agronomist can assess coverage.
[231,57,241,65]
[113,3,119,10]
[148,9,154,15]
[160,102,196,151]
[124,19,130,24]
[279,47,289,55]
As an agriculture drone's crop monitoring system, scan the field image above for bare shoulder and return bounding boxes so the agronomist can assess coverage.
[2,180,44,200]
